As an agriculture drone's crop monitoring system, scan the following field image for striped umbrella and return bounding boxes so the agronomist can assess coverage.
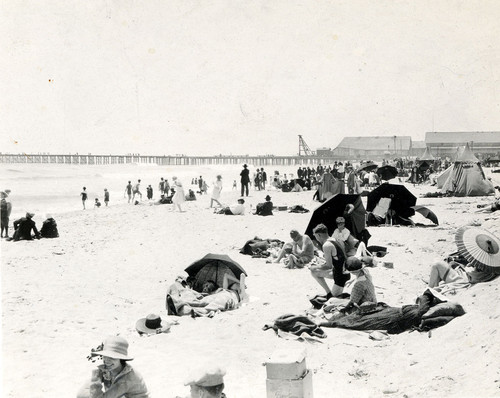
[455,226,500,271]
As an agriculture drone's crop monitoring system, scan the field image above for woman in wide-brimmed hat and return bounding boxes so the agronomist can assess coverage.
[76,335,150,398]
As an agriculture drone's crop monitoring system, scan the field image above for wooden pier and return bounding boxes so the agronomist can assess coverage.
[0,153,338,167]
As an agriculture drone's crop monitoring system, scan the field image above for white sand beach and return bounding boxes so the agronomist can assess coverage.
[1,164,500,398]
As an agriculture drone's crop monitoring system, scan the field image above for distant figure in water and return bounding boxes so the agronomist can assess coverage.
[81,187,88,210]
[104,188,109,206]
[94,198,101,208]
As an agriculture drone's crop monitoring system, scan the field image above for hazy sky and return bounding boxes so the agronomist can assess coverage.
[2,1,500,156]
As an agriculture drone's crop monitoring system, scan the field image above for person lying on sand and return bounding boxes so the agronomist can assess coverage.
[77,336,150,398]
[476,195,500,213]
[309,223,349,299]
[428,256,500,289]
[273,229,314,269]
[166,275,246,317]
[215,199,245,215]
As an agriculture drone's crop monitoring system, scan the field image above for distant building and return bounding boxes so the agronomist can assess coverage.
[425,132,500,157]
[410,140,427,157]
[316,147,333,157]
[332,136,412,160]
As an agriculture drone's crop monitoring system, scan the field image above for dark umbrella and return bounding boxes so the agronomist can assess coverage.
[185,253,247,292]
[367,184,416,219]
[305,194,366,241]
[411,205,439,225]
[356,161,378,173]
[376,165,398,181]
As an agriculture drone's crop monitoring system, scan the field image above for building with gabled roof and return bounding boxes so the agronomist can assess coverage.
[332,136,412,160]
[425,132,500,157]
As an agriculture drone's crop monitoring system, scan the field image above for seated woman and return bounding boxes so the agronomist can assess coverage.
[77,336,150,398]
[273,229,314,269]
[318,256,377,327]
[166,274,247,317]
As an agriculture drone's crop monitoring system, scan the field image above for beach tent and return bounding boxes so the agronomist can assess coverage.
[185,254,247,293]
[305,194,366,241]
[436,166,453,189]
[441,143,495,197]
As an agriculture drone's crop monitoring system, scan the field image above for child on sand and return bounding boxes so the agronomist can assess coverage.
[94,198,101,208]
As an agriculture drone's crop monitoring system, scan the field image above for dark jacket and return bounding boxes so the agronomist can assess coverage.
[40,218,59,238]
[256,201,273,216]
[240,168,250,184]
[13,217,40,241]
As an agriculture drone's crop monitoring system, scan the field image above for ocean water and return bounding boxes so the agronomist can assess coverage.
[0,162,299,221]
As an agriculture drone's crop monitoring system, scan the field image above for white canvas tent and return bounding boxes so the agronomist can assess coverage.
[441,143,495,196]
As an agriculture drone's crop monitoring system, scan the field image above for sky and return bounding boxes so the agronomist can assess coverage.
[1,0,500,156]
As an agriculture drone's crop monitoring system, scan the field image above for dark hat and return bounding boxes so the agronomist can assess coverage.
[135,313,169,335]
[265,195,271,201]
[290,229,300,239]
[243,164,248,168]
[345,256,362,271]
[26,212,35,218]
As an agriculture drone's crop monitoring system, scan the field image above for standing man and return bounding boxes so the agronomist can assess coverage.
[310,223,349,299]
[104,188,110,206]
[346,167,356,194]
[240,164,250,197]
[1,190,12,238]
[125,181,133,203]
[198,176,204,194]
[261,168,267,190]
[159,178,165,195]
[132,179,142,201]
[80,187,88,210]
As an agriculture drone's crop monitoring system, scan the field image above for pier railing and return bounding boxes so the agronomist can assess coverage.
[0,153,340,167]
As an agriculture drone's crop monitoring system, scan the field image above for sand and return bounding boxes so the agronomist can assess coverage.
[1,164,500,398]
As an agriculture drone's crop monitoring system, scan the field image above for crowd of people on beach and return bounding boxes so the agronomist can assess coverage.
[2,157,500,397]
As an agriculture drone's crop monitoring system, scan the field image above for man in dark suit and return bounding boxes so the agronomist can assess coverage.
[240,164,250,197]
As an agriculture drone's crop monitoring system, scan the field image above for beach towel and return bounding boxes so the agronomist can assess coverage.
[264,314,326,338]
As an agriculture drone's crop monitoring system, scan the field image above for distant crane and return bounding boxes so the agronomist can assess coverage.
[298,135,314,156]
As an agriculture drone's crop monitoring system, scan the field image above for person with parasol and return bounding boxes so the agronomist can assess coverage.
[428,227,500,291]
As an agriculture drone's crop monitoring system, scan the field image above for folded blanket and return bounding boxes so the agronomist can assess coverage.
[264,314,326,338]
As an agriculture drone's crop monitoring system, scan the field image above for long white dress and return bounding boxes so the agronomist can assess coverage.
[211,180,222,200]
[172,180,185,205]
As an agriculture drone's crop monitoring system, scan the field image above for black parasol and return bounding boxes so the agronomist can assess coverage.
[367,184,416,219]
[376,165,398,181]
[305,194,366,241]
[185,253,247,292]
